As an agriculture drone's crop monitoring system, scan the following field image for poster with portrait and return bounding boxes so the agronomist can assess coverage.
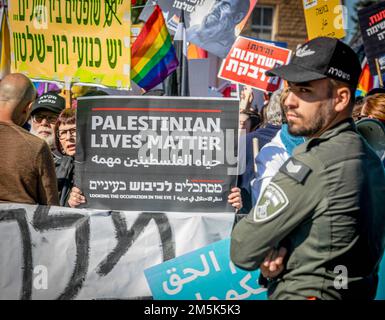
[154,0,258,58]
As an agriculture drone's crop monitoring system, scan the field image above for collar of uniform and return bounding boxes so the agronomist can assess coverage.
[293,118,355,155]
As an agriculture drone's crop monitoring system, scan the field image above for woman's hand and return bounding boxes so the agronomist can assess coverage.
[227,187,243,210]
[68,186,86,208]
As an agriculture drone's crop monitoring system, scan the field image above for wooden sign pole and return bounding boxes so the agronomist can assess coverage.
[375,58,384,88]
[64,81,72,109]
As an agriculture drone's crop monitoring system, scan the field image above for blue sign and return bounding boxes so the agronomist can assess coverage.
[375,254,385,300]
[144,238,267,300]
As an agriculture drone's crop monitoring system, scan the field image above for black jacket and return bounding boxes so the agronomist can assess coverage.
[53,151,74,207]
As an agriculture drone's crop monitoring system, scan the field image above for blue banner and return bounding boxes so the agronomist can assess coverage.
[145,238,267,300]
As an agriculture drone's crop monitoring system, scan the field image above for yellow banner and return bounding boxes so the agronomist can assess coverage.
[8,0,131,89]
[0,5,11,79]
[302,0,346,40]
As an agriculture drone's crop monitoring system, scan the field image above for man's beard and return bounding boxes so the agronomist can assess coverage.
[30,125,55,150]
[287,99,335,137]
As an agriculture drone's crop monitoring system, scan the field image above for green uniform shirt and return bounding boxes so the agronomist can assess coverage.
[231,119,385,300]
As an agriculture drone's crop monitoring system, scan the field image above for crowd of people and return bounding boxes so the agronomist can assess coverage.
[1,36,385,300]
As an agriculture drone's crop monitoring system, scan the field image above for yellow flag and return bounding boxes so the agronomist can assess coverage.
[302,0,346,40]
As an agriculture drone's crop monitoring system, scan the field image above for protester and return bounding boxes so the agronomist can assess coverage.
[237,89,284,213]
[239,109,262,134]
[0,73,59,205]
[29,92,65,151]
[231,37,385,299]
[239,85,254,112]
[251,89,305,205]
[186,0,250,58]
[54,108,78,206]
[352,96,365,121]
[361,92,385,123]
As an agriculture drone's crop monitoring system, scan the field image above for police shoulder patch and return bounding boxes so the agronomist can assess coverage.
[279,157,312,184]
[253,182,289,222]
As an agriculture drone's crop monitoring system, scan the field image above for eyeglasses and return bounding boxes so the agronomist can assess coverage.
[32,114,58,124]
[57,128,76,140]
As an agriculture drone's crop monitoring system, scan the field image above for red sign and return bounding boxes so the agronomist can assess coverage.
[218,37,292,93]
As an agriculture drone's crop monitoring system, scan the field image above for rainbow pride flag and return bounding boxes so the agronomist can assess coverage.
[131,5,179,92]
[356,58,374,97]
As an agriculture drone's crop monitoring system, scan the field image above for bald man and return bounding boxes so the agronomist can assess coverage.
[0,73,59,205]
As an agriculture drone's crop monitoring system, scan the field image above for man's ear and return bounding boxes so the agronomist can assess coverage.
[334,87,351,112]
[20,101,33,124]
[24,101,33,117]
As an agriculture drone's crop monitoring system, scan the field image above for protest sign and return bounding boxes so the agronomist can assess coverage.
[359,1,385,78]
[153,0,257,58]
[145,238,267,300]
[75,96,239,212]
[218,37,292,93]
[0,203,234,300]
[8,0,131,89]
[302,0,346,40]
[0,2,11,79]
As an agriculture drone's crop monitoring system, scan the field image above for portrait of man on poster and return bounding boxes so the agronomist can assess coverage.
[186,0,251,58]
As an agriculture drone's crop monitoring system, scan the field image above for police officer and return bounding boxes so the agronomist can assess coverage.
[230,37,385,300]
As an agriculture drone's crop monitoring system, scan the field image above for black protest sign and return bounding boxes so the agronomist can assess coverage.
[75,96,239,212]
[358,1,385,77]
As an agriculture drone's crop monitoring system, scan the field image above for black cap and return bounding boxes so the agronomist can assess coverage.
[266,37,362,88]
[31,92,65,115]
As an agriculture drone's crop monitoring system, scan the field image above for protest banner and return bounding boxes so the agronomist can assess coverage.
[145,238,267,300]
[218,37,292,93]
[0,2,11,79]
[8,0,131,89]
[1,203,385,300]
[0,203,234,300]
[302,0,346,40]
[358,1,385,80]
[75,96,239,212]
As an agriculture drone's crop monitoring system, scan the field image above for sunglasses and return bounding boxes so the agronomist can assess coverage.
[32,114,58,124]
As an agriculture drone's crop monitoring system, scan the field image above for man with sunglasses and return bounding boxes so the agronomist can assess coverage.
[29,92,65,151]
